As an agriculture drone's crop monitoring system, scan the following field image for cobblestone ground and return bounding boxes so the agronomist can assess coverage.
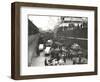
[31,52,45,66]
[65,59,73,65]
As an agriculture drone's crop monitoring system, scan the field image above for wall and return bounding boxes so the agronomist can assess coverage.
[0,0,100,82]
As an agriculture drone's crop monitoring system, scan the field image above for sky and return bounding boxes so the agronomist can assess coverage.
[28,15,60,31]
